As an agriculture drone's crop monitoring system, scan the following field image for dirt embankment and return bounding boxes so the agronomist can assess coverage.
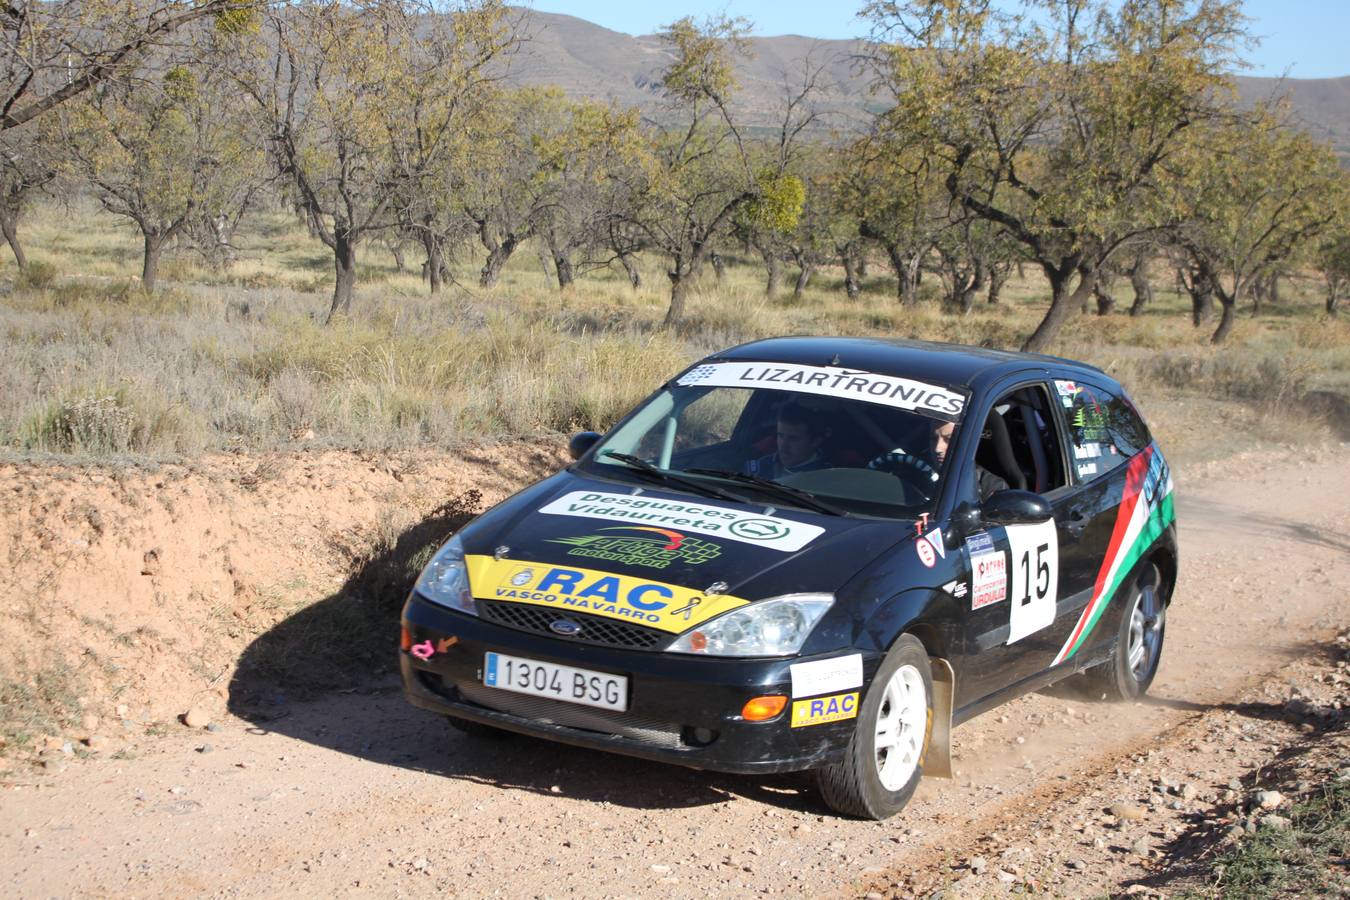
[0,443,567,739]
[0,443,1347,898]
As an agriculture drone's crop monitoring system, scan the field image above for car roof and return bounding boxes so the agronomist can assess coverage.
[706,336,1111,392]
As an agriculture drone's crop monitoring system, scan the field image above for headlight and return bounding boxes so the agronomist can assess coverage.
[414,535,477,616]
[666,594,833,657]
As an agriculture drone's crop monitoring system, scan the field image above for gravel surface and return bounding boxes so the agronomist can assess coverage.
[2,449,1347,898]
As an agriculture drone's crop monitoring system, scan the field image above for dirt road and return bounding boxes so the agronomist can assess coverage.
[3,449,1348,898]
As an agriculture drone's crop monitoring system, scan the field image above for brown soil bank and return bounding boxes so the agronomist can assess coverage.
[0,443,567,749]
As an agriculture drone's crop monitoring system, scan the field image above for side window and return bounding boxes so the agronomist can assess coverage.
[994,385,1069,495]
[1054,380,1148,481]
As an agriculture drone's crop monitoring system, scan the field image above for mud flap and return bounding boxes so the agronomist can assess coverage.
[924,657,954,779]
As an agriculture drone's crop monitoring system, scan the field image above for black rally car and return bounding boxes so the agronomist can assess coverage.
[401,337,1177,819]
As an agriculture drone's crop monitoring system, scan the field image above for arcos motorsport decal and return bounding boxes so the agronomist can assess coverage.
[676,362,966,421]
[546,526,722,570]
[1052,443,1174,665]
[465,555,749,633]
[538,491,824,552]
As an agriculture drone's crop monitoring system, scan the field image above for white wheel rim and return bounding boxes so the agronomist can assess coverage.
[873,663,928,791]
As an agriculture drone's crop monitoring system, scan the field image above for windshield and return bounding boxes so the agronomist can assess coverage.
[582,361,969,519]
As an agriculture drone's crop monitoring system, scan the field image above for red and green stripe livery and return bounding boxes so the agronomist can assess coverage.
[1052,443,1174,666]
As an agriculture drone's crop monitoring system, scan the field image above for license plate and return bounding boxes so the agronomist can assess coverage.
[483,652,628,712]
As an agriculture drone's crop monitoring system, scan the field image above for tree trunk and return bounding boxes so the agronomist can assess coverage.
[956,256,987,315]
[793,262,813,298]
[1022,264,1097,353]
[619,252,641,289]
[761,246,782,298]
[1328,285,1341,316]
[479,235,518,289]
[553,247,574,291]
[0,205,27,269]
[898,252,922,306]
[884,243,912,303]
[664,268,691,327]
[987,264,1009,305]
[1128,260,1152,317]
[327,224,357,323]
[1189,283,1214,327]
[141,231,164,292]
[1211,291,1237,344]
[390,243,405,273]
[841,247,861,299]
[421,231,443,295]
[1094,282,1115,316]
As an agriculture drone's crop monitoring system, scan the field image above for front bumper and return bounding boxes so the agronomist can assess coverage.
[401,593,878,774]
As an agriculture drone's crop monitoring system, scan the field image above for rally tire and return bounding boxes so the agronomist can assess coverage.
[815,635,933,820]
[1085,561,1166,701]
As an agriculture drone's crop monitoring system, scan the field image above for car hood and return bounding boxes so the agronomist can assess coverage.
[456,470,915,634]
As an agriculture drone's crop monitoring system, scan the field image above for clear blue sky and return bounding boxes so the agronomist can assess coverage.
[525,1,1349,79]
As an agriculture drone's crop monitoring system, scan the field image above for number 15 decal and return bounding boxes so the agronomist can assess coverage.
[1006,519,1059,644]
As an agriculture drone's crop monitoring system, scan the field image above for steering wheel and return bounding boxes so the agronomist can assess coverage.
[867,448,941,502]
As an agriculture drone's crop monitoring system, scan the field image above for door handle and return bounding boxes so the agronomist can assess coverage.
[1065,507,1091,535]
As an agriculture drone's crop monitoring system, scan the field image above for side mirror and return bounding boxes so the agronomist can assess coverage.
[981,489,1053,527]
[568,431,602,460]
[947,501,982,546]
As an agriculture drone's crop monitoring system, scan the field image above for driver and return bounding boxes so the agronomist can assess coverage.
[745,402,832,479]
[933,420,1006,500]
[870,419,1008,501]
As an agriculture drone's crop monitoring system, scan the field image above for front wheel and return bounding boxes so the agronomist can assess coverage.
[815,635,933,820]
[1085,561,1166,700]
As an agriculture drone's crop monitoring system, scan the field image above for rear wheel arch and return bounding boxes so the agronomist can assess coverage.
[1149,541,1178,606]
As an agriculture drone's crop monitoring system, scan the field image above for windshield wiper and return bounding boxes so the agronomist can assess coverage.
[683,468,849,517]
[599,452,752,504]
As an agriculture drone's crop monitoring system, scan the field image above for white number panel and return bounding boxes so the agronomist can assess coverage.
[1006,519,1059,645]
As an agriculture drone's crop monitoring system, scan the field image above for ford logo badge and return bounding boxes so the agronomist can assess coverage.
[550,619,582,636]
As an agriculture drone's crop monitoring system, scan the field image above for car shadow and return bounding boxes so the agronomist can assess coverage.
[226,493,825,815]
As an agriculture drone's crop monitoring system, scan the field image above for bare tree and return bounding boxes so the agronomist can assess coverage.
[868,0,1251,351]
[1,0,265,131]
[1174,109,1345,343]
[0,123,55,267]
[230,0,514,319]
[609,16,761,325]
[63,48,264,290]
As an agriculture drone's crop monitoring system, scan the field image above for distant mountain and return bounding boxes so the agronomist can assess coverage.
[1235,75,1350,161]
[506,10,876,133]
[507,9,1350,156]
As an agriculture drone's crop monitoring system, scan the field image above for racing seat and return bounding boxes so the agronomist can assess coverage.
[975,410,1027,491]
[1012,405,1050,492]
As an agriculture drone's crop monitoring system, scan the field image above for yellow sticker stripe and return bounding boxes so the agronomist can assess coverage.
[790,692,860,728]
[465,555,749,634]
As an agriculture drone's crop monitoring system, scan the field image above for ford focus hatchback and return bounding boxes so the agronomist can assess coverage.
[400,337,1177,819]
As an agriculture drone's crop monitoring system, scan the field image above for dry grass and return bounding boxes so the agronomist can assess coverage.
[1,200,1346,461]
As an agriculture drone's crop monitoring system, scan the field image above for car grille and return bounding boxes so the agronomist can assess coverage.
[454,680,685,748]
[477,600,668,650]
